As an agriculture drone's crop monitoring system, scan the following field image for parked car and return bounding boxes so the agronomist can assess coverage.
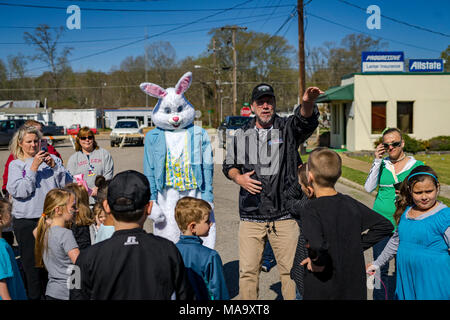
[0,119,26,146]
[42,121,65,136]
[66,124,98,136]
[110,119,144,147]
[217,116,252,148]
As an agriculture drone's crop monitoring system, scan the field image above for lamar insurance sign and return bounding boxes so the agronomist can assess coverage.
[362,51,404,72]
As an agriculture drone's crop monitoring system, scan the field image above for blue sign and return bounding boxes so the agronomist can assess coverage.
[361,51,404,72]
[409,59,444,72]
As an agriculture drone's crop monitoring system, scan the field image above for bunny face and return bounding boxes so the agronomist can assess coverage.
[140,72,195,131]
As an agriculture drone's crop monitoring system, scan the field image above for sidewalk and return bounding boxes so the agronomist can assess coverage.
[340,153,450,199]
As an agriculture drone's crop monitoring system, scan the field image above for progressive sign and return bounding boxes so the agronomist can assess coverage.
[361,51,404,72]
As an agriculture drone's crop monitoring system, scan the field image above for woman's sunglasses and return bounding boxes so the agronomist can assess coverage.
[383,141,401,149]
[79,136,94,141]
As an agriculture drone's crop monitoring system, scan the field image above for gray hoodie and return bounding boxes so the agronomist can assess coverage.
[7,155,73,219]
[66,148,114,203]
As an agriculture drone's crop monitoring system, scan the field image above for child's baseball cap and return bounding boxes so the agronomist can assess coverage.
[107,170,150,212]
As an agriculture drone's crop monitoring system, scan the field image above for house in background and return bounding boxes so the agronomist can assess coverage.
[316,72,450,151]
[0,100,52,123]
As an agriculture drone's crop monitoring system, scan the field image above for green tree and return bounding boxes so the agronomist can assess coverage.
[441,45,450,72]
[307,34,388,89]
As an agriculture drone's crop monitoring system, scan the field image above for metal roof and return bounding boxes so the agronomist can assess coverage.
[316,83,354,103]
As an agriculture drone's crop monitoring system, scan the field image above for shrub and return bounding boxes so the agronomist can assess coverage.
[428,136,450,151]
[402,134,426,153]
[373,134,426,153]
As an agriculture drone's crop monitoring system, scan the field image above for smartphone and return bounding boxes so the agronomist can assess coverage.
[41,146,48,153]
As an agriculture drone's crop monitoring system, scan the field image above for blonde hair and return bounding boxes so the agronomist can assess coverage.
[64,183,94,226]
[9,126,43,160]
[35,189,72,268]
[308,147,342,188]
[175,197,211,232]
[0,198,12,230]
[93,202,106,219]
[75,127,98,152]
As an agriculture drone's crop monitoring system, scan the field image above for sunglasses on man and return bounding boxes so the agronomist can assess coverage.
[383,141,401,149]
[79,136,94,141]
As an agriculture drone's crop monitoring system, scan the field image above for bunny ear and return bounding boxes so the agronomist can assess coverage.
[175,72,192,95]
[140,83,168,99]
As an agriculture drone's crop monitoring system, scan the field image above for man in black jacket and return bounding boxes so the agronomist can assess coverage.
[222,83,323,300]
[70,170,194,300]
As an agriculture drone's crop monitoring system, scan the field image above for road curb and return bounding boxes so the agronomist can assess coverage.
[338,176,376,198]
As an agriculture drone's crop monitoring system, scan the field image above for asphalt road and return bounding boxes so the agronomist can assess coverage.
[0,136,390,300]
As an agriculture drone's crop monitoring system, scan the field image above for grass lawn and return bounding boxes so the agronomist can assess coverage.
[348,154,450,185]
[303,153,450,206]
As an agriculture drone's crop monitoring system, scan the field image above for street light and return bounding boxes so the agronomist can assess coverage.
[220,96,230,123]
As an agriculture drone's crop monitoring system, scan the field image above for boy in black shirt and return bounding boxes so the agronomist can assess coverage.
[300,148,393,300]
[70,170,194,300]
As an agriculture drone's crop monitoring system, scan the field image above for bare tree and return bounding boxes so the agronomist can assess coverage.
[146,41,176,88]
[24,24,73,105]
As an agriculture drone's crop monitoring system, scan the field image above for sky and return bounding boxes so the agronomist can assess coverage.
[0,0,448,78]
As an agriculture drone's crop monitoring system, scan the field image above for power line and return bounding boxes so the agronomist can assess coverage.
[21,0,256,75]
[306,11,443,54]
[0,12,291,32]
[0,2,294,13]
[337,0,450,38]
[0,35,145,45]
[260,7,297,50]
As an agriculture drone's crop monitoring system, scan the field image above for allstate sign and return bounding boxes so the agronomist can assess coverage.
[361,51,404,72]
[409,59,444,72]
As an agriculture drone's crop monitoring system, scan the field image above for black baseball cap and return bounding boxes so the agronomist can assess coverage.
[251,83,275,102]
[107,170,150,212]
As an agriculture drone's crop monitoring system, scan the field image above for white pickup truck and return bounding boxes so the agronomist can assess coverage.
[110,119,145,147]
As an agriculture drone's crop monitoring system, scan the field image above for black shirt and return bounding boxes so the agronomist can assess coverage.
[222,105,319,221]
[70,228,194,300]
[301,193,394,300]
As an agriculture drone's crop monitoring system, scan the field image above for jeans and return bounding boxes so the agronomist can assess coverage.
[372,235,396,300]
[13,218,48,300]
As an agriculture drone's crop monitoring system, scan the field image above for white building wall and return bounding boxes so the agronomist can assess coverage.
[352,74,450,151]
[52,109,98,129]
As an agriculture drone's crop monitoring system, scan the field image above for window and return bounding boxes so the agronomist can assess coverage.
[332,104,340,134]
[371,102,386,134]
[397,101,413,134]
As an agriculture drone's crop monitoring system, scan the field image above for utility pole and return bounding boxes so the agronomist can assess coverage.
[145,27,149,108]
[212,38,219,125]
[297,0,306,105]
[221,25,247,116]
[298,0,307,155]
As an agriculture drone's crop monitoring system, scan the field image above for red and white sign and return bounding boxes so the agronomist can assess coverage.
[240,107,252,117]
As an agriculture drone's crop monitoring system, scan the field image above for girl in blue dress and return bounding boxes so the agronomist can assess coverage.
[367,165,450,300]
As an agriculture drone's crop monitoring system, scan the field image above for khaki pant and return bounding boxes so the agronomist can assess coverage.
[238,219,299,300]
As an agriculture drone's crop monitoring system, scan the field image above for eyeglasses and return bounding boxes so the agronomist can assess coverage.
[79,136,94,141]
[383,141,402,149]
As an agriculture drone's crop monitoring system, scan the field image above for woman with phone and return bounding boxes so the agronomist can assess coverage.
[364,128,423,300]
[6,126,72,300]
